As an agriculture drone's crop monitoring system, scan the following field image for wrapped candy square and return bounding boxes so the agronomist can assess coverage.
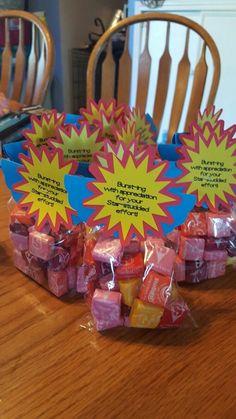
[179,236,205,261]
[185,260,207,283]
[181,211,207,237]
[206,212,232,238]
[92,237,123,266]
[205,237,228,251]
[173,257,186,282]
[159,294,189,328]
[13,249,30,276]
[47,269,68,297]
[129,298,164,329]
[115,252,144,278]
[10,232,29,251]
[207,261,226,279]
[144,242,176,276]
[91,289,123,331]
[139,270,171,307]
[203,250,228,262]
[29,231,55,261]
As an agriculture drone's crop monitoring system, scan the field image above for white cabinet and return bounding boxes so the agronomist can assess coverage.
[127,0,236,136]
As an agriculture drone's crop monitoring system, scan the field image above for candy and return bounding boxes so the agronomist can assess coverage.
[115,252,144,278]
[181,211,207,236]
[13,249,30,275]
[179,236,205,261]
[206,212,232,238]
[139,270,171,307]
[84,236,97,265]
[118,278,140,306]
[203,250,228,262]
[29,265,47,285]
[129,298,164,329]
[10,223,29,236]
[124,239,140,254]
[47,269,68,297]
[29,231,55,261]
[145,243,176,276]
[205,237,228,251]
[91,289,122,329]
[66,266,77,290]
[10,205,34,226]
[173,257,185,282]
[185,260,207,283]
[92,237,123,266]
[159,297,189,328]
[77,264,97,293]
[99,273,120,291]
[207,261,226,279]
[165,229,180,251]
[10,232,29,251]
[48,246,70,270]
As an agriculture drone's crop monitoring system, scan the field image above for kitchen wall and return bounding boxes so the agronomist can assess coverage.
[28,0,126,112]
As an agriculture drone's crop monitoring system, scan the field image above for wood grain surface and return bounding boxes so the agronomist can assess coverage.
[0,171,235,419]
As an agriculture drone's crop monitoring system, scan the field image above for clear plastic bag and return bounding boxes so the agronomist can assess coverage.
[9,200,85,297]
[80,227,190,331]
[173,207,235,283]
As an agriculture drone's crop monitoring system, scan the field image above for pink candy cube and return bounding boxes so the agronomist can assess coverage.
[66,266,77,290]
[145,243,176,276]
[47,269,68,297]
[92,237,123,266]
[185,260,207,283]
[29,231,55,261]
[207,261,226,279]
[48,246,70,270]
[203,250,228,262]
[76,264,97,293]
[179,236,205,261]
[13,249,30,275]
[29,266,47,285]
[91,289,122,326]
[173,257,185,282]
[205,237,228,251]
[10,232,29,251]
[206,212,232,238]
[95,317,124,331]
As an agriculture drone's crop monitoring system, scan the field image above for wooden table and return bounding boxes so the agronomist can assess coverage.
[0,171,235,419]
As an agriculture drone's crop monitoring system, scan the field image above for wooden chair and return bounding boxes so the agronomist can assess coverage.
[0,10,54,107]
[87,13,221,142]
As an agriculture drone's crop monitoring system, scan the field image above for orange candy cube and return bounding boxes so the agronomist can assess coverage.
[129,298,164,329]
[119,278,141,307]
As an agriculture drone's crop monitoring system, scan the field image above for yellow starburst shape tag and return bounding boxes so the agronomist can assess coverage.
[177,128,236,211]
[124,108,156,145]
[83,140,178,244]
[49,123,102,162]
[23,110,66,148]
[14,146,77,231]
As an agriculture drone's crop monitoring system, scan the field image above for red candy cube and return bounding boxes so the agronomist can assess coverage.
[179,236,205,261]
[145,243,176,276]
[159,297,189,328]
[206,212,232,238]
[115,252,144,278]
[29,231,55,261]
[181,211,207,236]
[139,270,171,307]
[47,269,68,297]
[207,261,226,279]
[173,257,185,282]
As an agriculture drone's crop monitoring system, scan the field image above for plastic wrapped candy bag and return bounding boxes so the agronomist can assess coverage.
[173,207,235,284]
[80,227,190,331]
[9,200,86,298]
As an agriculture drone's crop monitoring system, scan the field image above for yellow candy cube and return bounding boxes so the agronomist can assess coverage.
[129,298,164,329]
[119,278,141,307]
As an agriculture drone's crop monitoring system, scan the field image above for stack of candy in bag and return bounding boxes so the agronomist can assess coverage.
[174,208,235,284]
[81,227,189,331]
[10,203,85,297]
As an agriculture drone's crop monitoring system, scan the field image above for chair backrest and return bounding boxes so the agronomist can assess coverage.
[0,9,54,106]
[87,12,221,143]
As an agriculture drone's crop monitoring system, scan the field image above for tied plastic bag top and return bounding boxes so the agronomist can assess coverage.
[79,226,190,331]
[9,200,86,297]
[173,207,235,284]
